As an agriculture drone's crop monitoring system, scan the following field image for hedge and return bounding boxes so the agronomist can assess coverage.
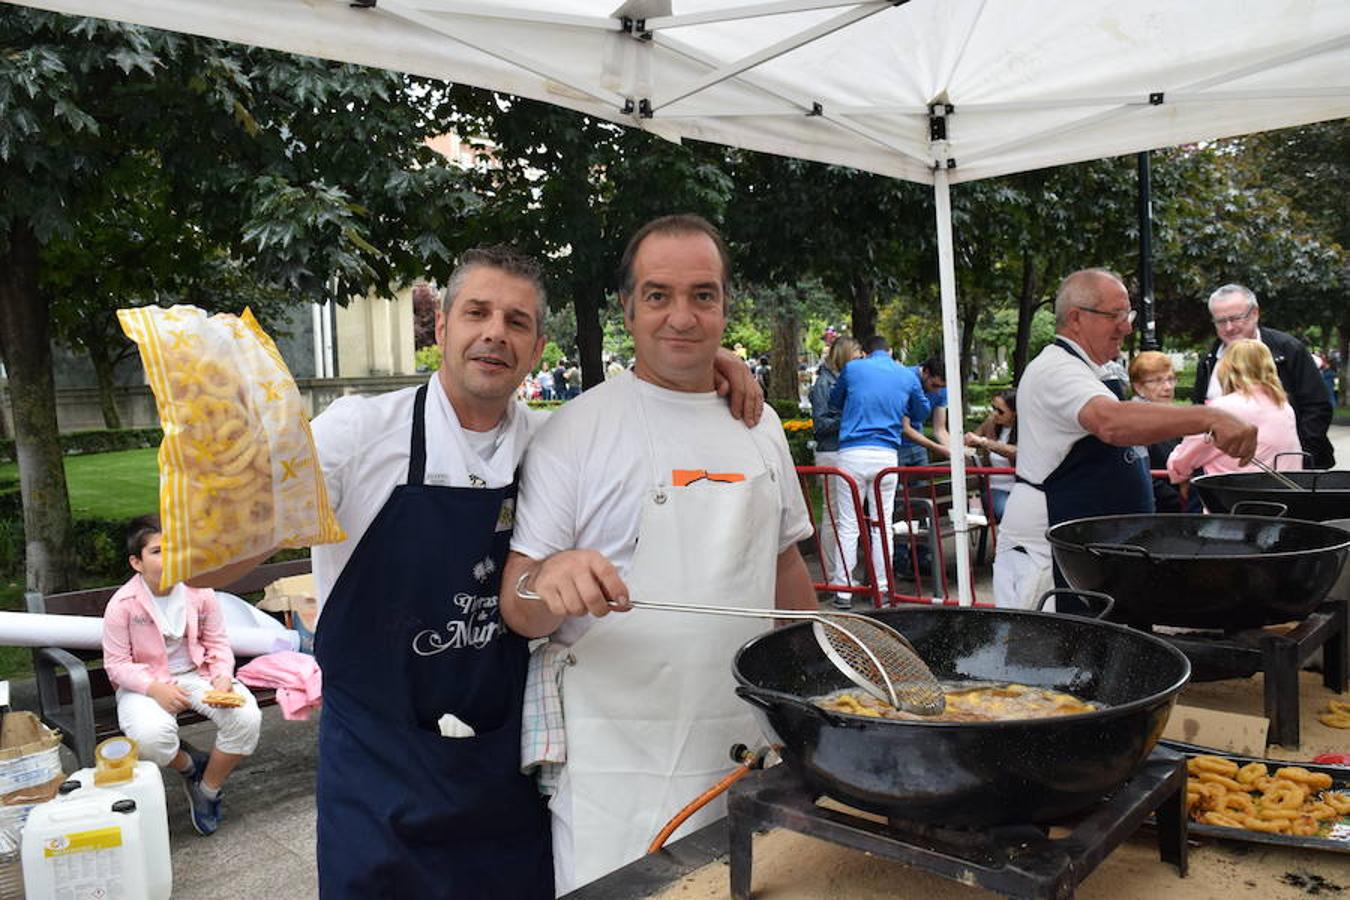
[0,428,164,464]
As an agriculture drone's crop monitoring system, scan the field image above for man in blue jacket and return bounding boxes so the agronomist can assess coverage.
[828,335,930,608]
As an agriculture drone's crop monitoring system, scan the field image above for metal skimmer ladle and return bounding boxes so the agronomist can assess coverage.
[1249,457,1307,492]
[517,584,945,715]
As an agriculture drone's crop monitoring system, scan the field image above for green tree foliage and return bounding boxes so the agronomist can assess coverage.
[447,90,735,387]
[0,9,478,590]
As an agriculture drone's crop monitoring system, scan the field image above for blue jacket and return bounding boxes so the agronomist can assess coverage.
[830,351,930,452]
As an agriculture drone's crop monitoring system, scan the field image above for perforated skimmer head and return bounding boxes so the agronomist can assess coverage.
[813,614,946,716]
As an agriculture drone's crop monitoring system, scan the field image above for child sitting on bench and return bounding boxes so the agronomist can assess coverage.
[102,514,261,836]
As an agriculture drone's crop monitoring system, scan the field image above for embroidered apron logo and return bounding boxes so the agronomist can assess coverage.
[472,556,497,584]
[412,593,501,655]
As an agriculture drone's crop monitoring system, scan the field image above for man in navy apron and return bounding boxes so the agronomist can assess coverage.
[309,247,554,898]
[994,269,1258,612]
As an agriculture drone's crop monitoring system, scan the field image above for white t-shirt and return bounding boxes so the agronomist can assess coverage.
[998,339,1114,559]
[987,426,1015,493]
[310,375,545,610]
[511,373,813,646]
[141,578,194,675]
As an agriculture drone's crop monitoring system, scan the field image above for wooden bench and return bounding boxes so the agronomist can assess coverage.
[24,559,311,768]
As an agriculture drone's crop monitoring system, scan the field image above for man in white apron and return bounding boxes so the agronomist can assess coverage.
[501,214,817,894]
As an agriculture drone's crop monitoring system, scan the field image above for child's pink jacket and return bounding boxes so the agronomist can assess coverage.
[101,575,236,694]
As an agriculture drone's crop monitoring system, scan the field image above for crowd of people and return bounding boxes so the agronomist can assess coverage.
[804,273,1337,614]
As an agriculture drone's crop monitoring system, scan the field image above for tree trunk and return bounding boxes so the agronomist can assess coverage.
[573,282,605,390]
[769,310,800,405]
[1338,321,1348,410]
[850,277,877,341]
[87,338,123,430]
[958,294,979,389]
[1012,252,1039,382]
[0,223,75,593]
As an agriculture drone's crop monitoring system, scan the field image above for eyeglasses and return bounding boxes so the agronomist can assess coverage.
[1076,305,1137,325]
[1212,304,1256,328]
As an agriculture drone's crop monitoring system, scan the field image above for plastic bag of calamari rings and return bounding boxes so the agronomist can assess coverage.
[118,305,344,590]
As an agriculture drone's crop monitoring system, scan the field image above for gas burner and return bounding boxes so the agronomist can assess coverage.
[1155,598,1346,747]
[727,747,1188,900]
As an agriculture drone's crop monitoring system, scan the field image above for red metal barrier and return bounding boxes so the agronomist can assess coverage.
[794,466,882,607]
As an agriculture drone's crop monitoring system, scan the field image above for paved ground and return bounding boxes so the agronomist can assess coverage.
[8,424,1348,898]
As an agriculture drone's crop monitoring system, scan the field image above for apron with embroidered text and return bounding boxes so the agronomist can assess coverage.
[314,384,551,899]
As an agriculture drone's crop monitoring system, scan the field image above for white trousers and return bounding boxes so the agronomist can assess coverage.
[115,672,261,766]
[831,446,899,601]
[992,545,1054,610]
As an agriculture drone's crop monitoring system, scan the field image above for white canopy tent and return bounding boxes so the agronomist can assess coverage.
[14,0,1350,603]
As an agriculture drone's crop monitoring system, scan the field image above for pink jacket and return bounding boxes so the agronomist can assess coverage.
[1167,390,1303,482]
[102,575,236,694]
[237,651,323,721]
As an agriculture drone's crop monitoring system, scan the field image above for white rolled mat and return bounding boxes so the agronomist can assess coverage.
[0,611,299,656]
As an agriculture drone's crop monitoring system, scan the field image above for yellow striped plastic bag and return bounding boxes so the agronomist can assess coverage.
[118,305,344,590]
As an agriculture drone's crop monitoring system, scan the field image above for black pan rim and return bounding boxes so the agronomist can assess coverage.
[1046,512,1350,560]
[733,605,1192,730]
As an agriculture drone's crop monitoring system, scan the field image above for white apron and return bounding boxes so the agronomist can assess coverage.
[550,392,782,893]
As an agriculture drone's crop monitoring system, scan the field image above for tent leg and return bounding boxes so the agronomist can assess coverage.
[933,171,974,607]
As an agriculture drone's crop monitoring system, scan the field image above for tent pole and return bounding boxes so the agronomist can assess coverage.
[1137,151,1159,351]
[933,170,974,607]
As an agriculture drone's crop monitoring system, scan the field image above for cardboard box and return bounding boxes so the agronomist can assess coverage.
[1161,703,1270,756]
[261,573,319,654]
[0,711,64,806]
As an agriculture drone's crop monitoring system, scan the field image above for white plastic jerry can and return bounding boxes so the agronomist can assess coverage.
[67,767,172,900]
[21,788,149,900]
[64,736,173,900]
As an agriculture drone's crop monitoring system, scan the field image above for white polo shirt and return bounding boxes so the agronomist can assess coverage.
[310,375,544,611]
[997,339,1114,561]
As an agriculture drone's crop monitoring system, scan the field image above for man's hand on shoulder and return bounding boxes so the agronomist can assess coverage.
[713,347,764,428]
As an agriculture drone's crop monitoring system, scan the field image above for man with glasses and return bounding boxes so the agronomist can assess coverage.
[1192,284,1334,469]
[994,269,1258,612]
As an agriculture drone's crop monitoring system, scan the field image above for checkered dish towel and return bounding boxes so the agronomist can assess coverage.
[520,640,571,796]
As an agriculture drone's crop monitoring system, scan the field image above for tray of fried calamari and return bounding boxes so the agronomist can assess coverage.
[1161,740,1350,853]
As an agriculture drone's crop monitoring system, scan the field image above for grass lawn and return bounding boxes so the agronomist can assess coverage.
[0,447,159,521]
[0,448,158,680]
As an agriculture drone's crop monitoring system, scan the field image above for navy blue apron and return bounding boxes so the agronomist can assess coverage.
[314,384,552,899]
[1020,339,1153,613]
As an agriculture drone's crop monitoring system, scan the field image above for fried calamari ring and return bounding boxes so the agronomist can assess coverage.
[1275,767,1332,790]
[1304,802,1337,822]
[1325,791,1350,815]
[1288,817,1320,837]
[1197,772,1244,793]
[1260,781,1307,810]
[200,360,241,400]
[1235,762,1267,785]
[1319,711,1350,728]
[1253,807,1300,821]
[1217,791,1255,815]
[1238,815,1287,834]
[1188,755,1240,778]
[1199,811,1245,828]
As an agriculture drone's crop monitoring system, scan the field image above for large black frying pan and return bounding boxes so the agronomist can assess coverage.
[1192,469,1350,522]
[733,603,1189,827]
[1047,513,1350,629]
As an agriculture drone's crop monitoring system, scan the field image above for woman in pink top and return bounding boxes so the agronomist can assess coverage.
[1167,339,1303,483]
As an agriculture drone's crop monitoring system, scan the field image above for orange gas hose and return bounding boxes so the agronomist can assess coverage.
[647,764,754,855]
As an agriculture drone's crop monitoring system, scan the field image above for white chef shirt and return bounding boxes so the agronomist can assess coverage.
[511,372,813,646]
[310,374,544,612]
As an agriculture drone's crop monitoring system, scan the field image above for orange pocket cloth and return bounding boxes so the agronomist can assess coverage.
[118,305,344,589]
[671,469,746,487]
